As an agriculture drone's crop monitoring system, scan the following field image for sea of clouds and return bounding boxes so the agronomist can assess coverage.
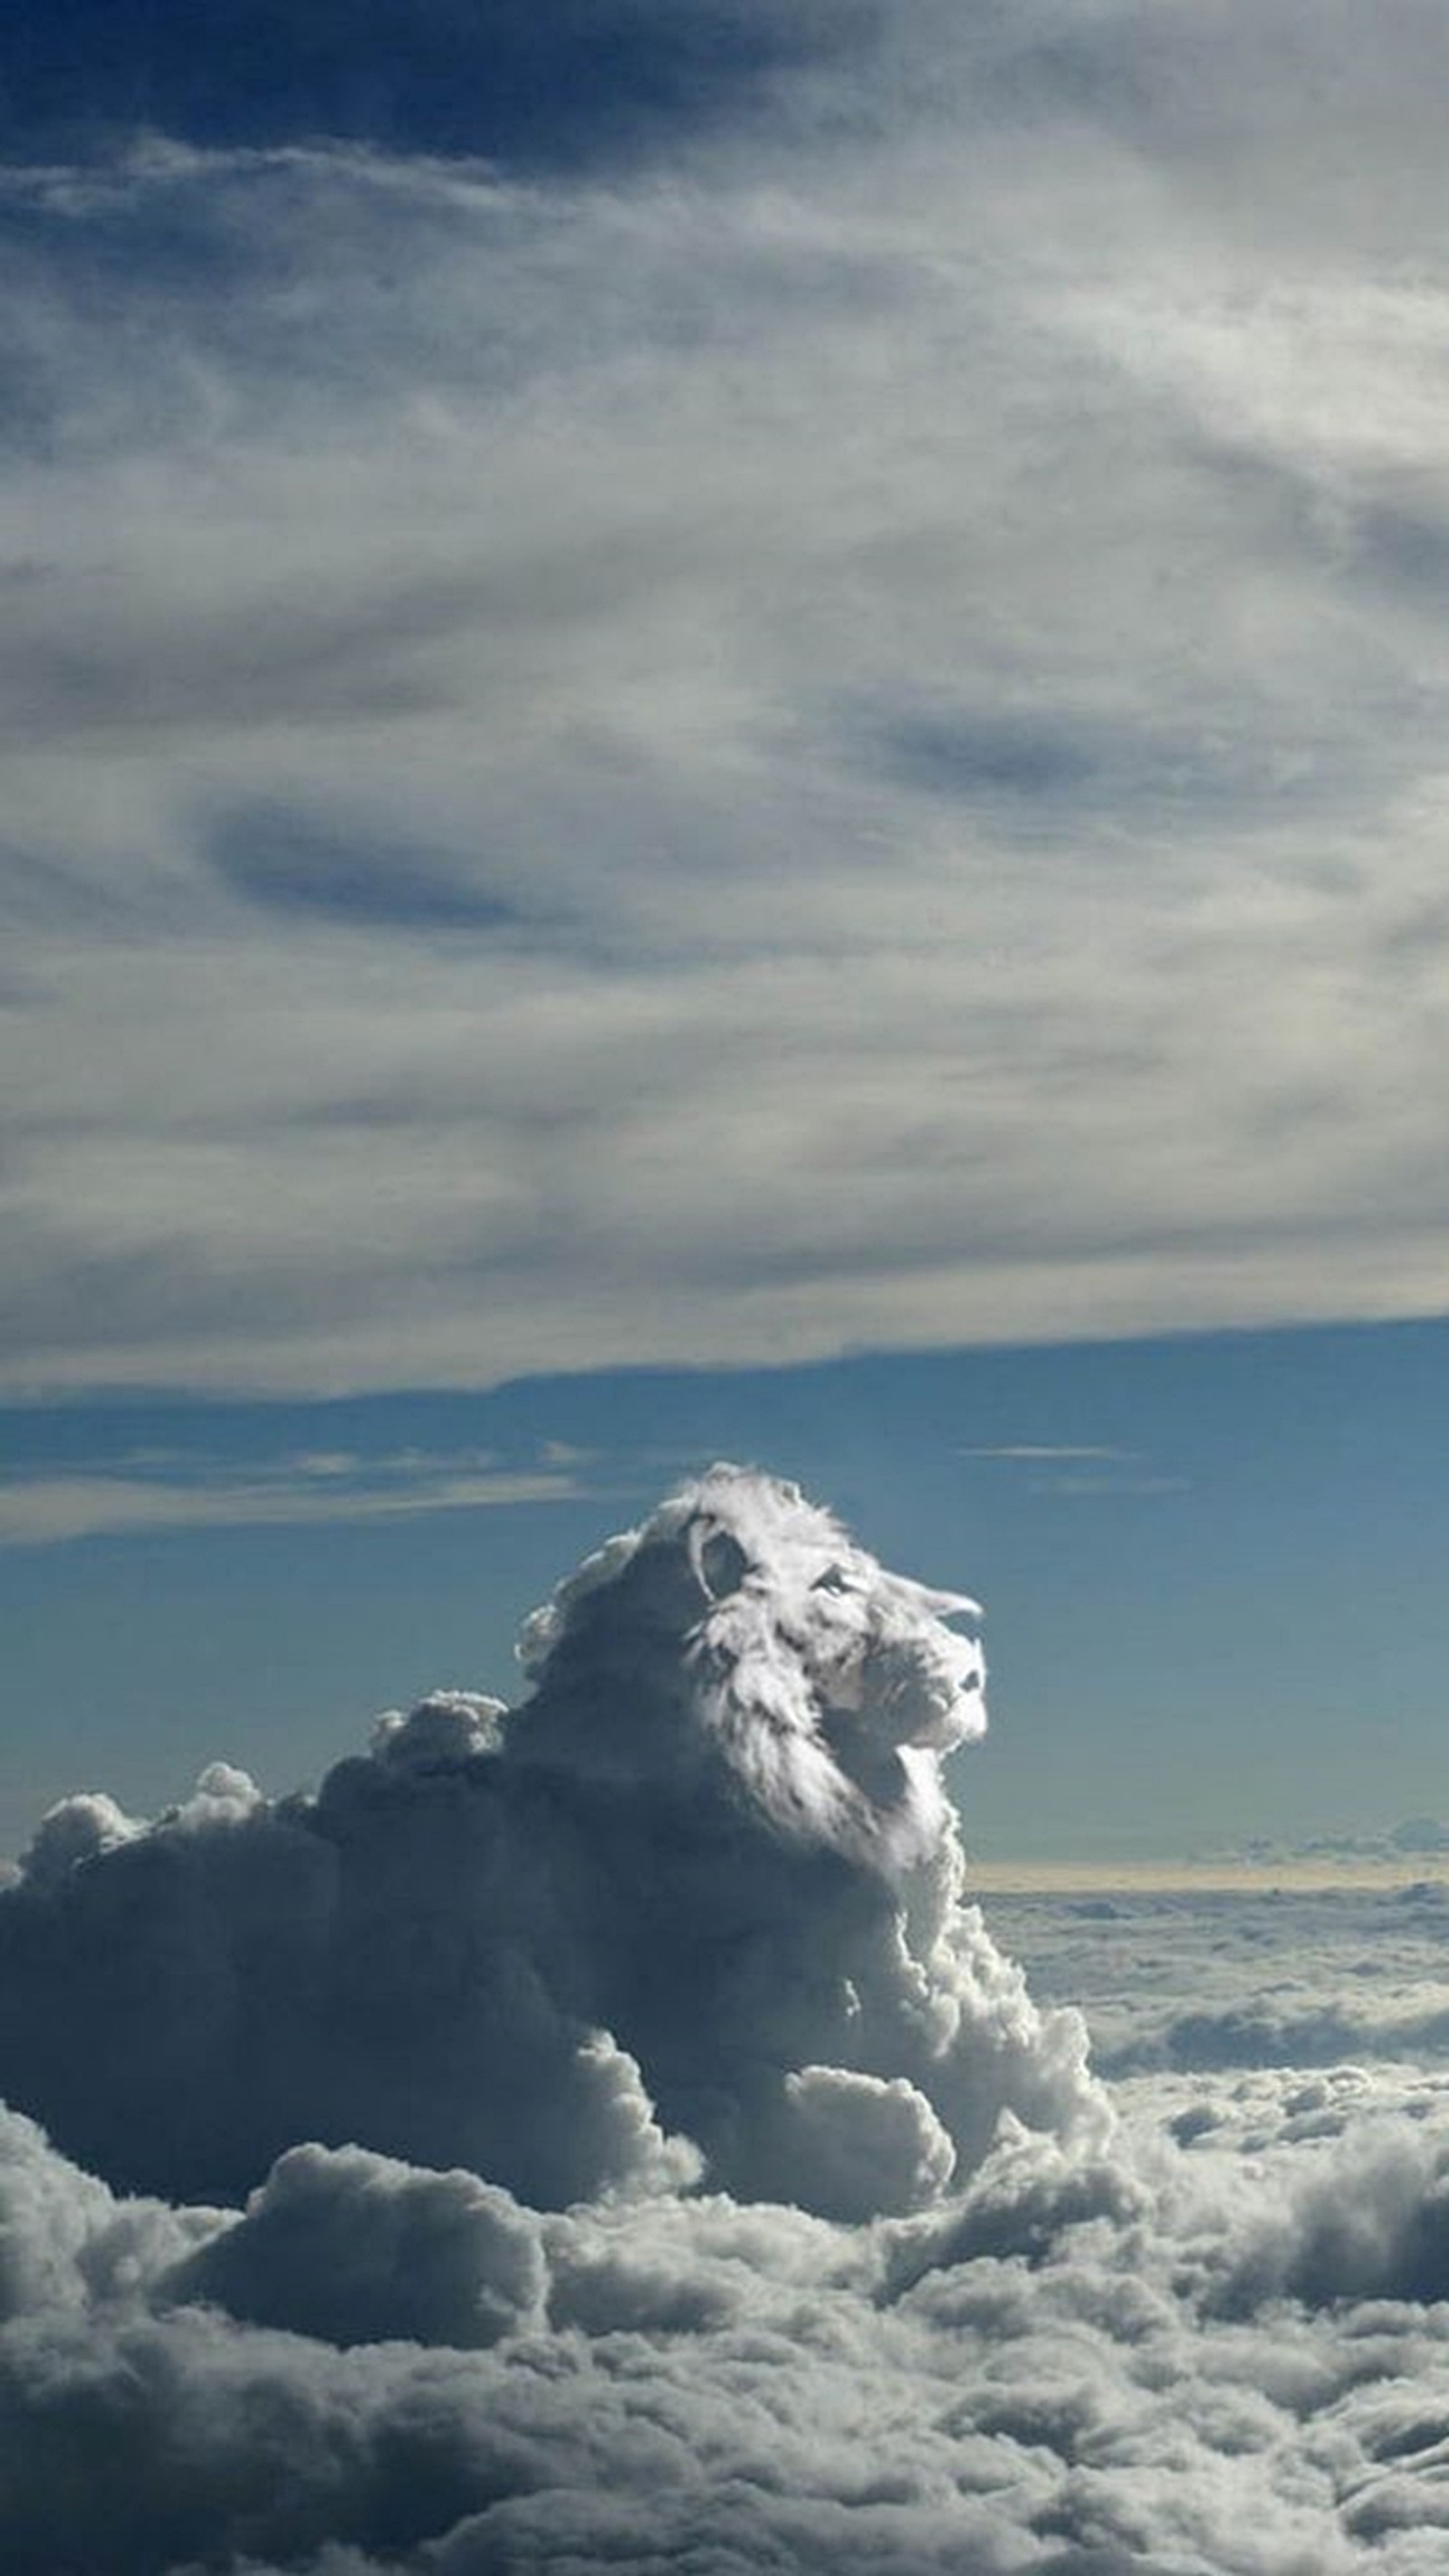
[5,1469,1449,2572]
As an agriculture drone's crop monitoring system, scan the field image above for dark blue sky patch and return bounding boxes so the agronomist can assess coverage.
[210,804,523,931]
[1351,501,1449,607]
[883,709,1098,802]
[0,0,874,172]
[869,697,1351,829]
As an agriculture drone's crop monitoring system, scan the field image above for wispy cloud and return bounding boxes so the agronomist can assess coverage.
[0,1447,593,1546]
[957,1441,1186,1498]
[8,11,1449,1395]
[957,1445,1132,1463]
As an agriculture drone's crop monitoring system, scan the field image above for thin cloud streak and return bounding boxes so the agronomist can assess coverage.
[957,1443,1187,1497]
[958,1446,1133,1462]
[0,1456,590,1546]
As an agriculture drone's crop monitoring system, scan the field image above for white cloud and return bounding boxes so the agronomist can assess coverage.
[0,1450,590,1546]
[7,1470,1449,2567]
[959,1447,1134,1463]
[957,1444,1186,1498]
[9,11,1449,1390]
[986,1879,1449,2079]
[14,2048,1449,2570]
[0,1471,1096,2212]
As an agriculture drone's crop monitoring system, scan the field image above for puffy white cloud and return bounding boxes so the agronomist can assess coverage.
[15,1785,142,1890]
[13,2070,1449,2571]
[7,1475,1449,2571]
[168,2140,547,2349]
[0,1471,1096,2212]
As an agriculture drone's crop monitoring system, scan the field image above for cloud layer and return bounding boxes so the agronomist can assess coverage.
[10,5,1449,1392]
[5,1474,1449,2571]
[997,1879,1449,2079]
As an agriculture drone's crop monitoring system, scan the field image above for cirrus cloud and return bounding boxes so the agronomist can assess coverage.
[8,5,1449,1393]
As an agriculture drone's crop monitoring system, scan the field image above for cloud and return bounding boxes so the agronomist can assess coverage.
[0,1470,1099,2211]
[10,1474,1449,2566]
[1391,1816,1449,1855]
[10,14,1449,1392]
[958,1447,1134,1464]
[955,1446,1189,1505]
[988,1879,1449,2079]
[12,2062,1449,2571]
[956,1444,1186,1500]
[168,2139,549,2348]
[0,1447,590,1546]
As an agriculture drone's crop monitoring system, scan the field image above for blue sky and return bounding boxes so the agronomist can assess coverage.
[6,1,1449,1861]
[6,1319,1449,1863]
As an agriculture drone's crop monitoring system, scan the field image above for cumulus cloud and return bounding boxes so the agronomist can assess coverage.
[10,1475,1449,2568]
[168,2140,548,2349]
[0,1470,1099,2212]
[12,2071,1449,2571]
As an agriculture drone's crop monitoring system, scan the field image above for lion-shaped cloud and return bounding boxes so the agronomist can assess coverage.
[0,1468,1105,2217]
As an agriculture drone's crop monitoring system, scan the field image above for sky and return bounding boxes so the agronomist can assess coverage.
[7,1319,1449,1865]
[17,20,1449,2562]
[9,0,1449,1864]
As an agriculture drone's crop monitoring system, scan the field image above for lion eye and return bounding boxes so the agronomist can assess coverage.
[699,1528,750,1600]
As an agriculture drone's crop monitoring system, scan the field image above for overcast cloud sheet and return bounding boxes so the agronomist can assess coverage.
[10,1,1449,1395]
